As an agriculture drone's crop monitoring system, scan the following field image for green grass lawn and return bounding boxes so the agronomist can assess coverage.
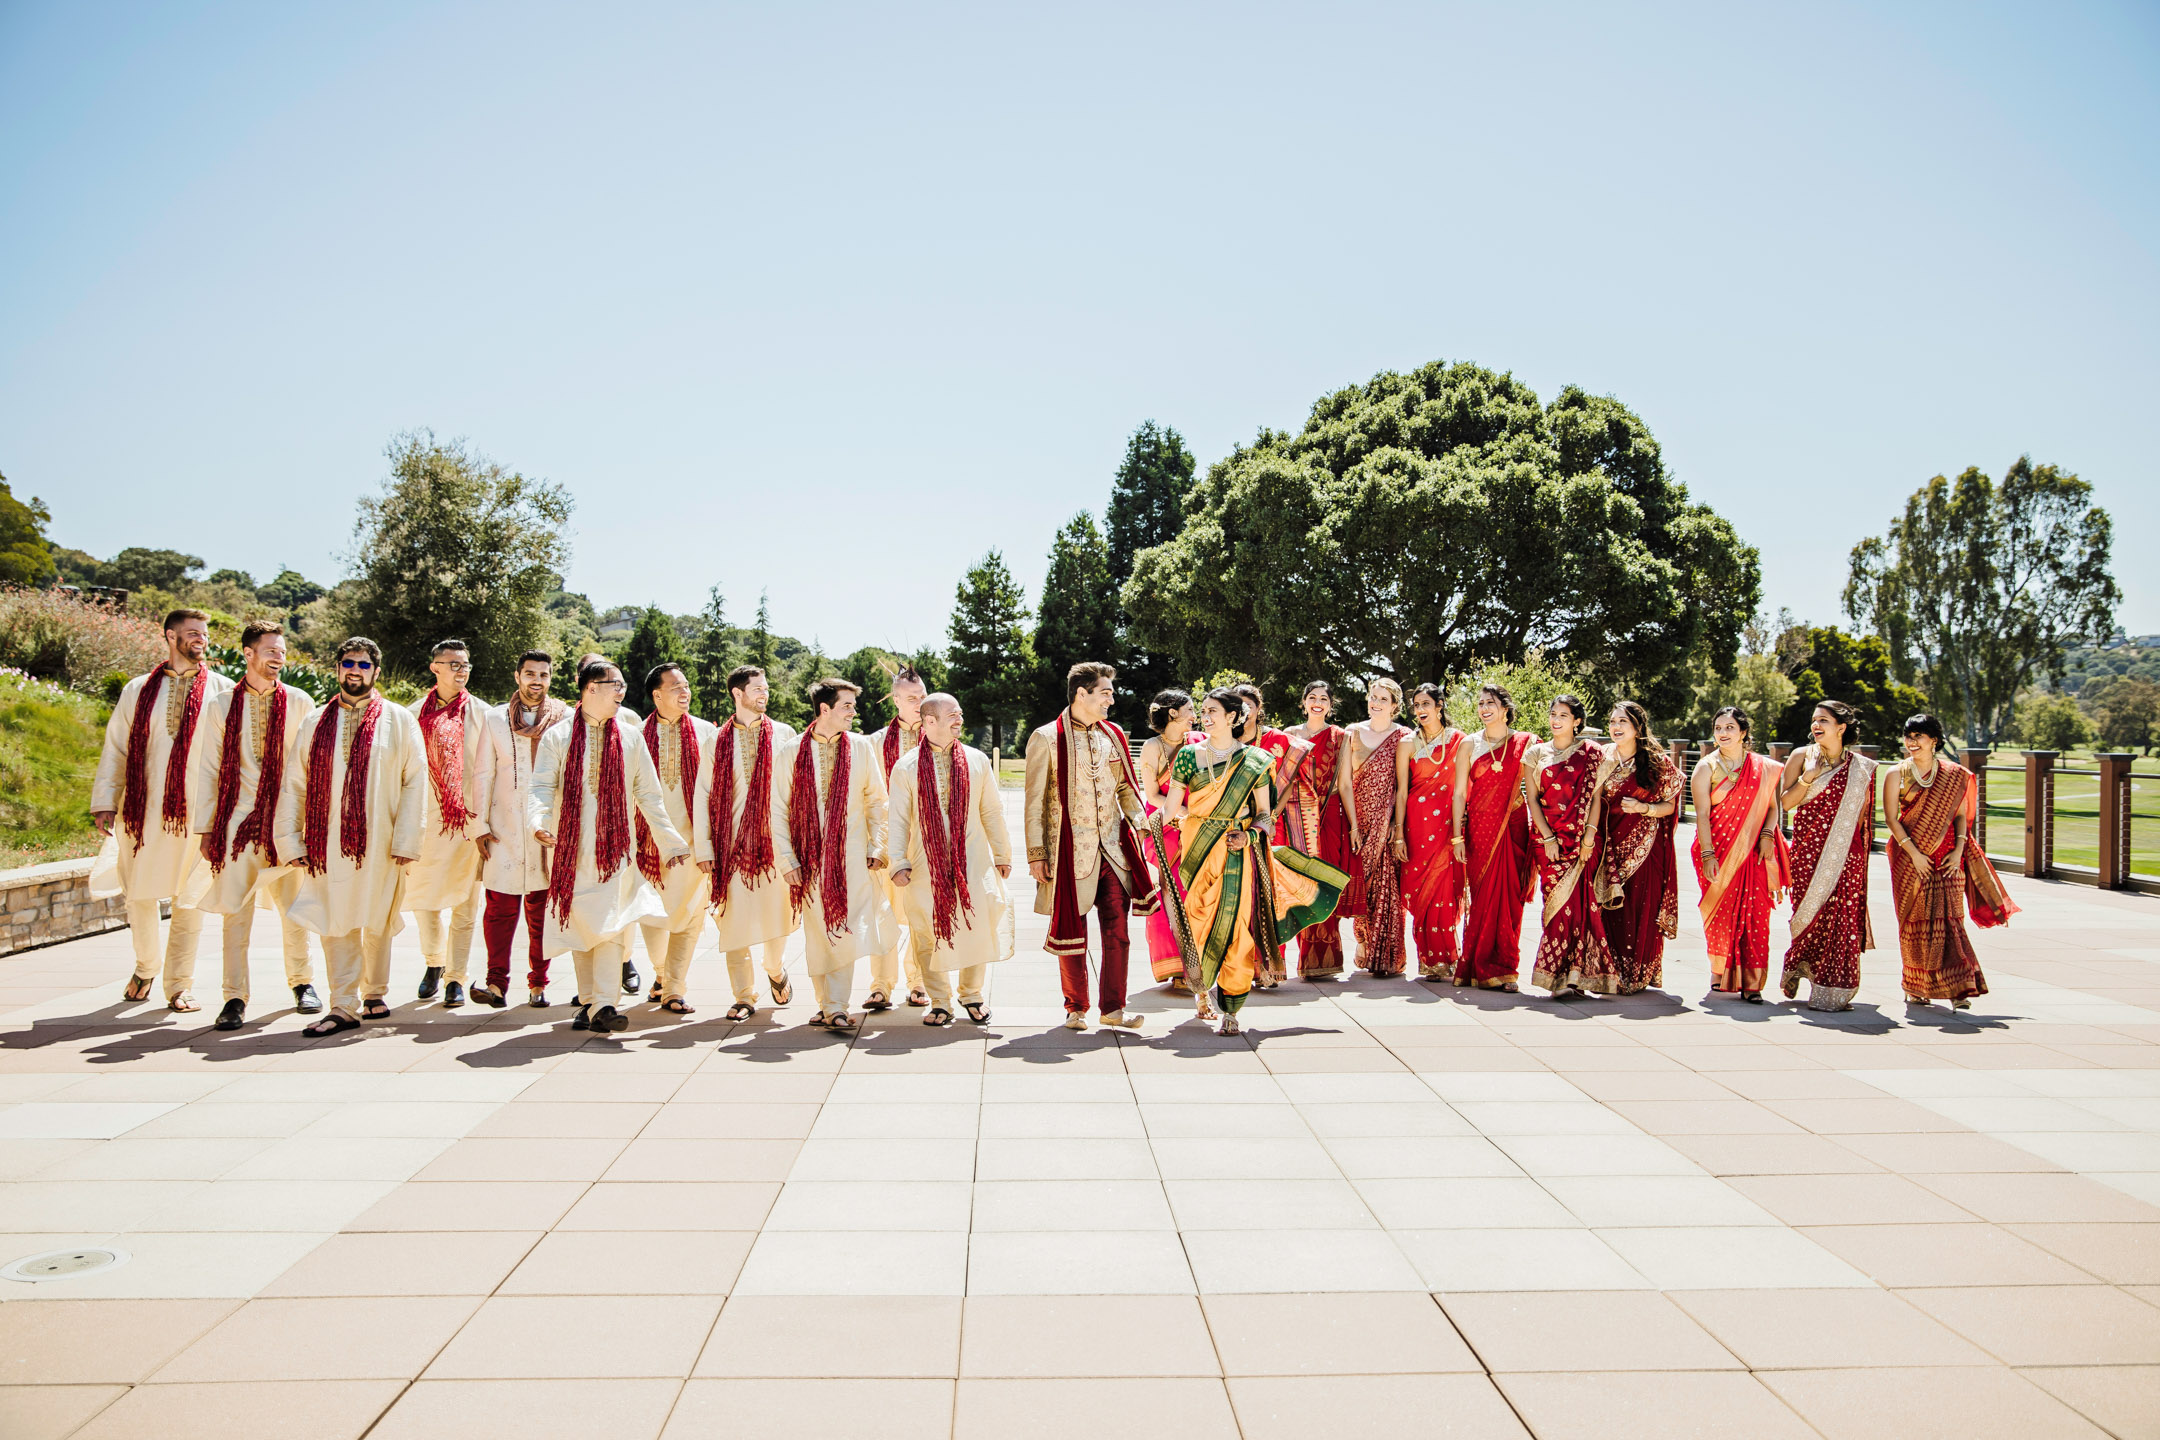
[0,673,107,871]
[1966,751,2160,878]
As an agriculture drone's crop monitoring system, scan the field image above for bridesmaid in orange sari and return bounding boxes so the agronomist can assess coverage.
[1690,705,1790,1002]
[1454,684,1535,991]
[1527,696,1617,996]
[1136,689,1199,991]
[1402,684,1466,980]
[1339,679,1409,977]
[1281,682,1350,979]
[1594,700,1681,993]
[1884,712,2016,1008]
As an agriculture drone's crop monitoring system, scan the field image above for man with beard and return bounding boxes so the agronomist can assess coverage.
[274,637,427,1035]
[866,664,929,1009]
[704,665,800,1022]
[889,693,1013,1026]
[92,608,233,1011]
[475,651,566,1008]
[406,639,496,1009]
[773,677,892,1032]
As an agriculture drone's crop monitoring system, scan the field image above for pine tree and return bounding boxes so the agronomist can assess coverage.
[1104,420,1196,727]
[750,589,776,674]
[1032,512,1119,719]
[620,605,685,708]
[946,550,1034,751]
[690,585,736,722]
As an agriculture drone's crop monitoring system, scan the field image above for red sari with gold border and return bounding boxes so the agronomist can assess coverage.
[1341,727,1406,976]
[1780,748,1877,1009]
[1402,728,1466,979]
[1693,751,1790,995]
[1529,739,1618,994]
[1595,751,1682,992]
[1461,730,1535,987]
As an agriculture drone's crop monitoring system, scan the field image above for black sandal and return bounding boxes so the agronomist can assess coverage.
[662,997,695,1015]
[361,999,392,1020]
[923,1008,953,1027]
[863,990,892,1012]
[302,1013,360,1037]
[123,976,153,1002]
[725,1002,755,1022]
[961,1000,990,1025]
[825,1011,857,1032]
[906,988,929,1007]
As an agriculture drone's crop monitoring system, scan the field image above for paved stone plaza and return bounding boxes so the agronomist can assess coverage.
[0,790,2156,1439]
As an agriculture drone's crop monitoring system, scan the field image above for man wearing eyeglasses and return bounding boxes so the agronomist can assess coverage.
[275,636,427,1035]
[404,639,496,1008]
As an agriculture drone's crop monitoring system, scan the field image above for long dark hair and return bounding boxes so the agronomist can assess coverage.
[1478,683,1517,724]
[1608,698,1667,792]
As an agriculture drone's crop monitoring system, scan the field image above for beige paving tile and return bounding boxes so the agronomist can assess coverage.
[1539,1174,1780,1228]
[1598,1226,1873,1289]
[694,1295,962,1377]
[1760,1366,2109,1440]
[499,1229,753,1295]
[1800,1221,2109,1287]
[368,1377,681,1440]
[0,1384,126,1440]
[1565,1071,1739,1102]
[1497,1369,1818,1439]
[1666,1132,1885,1176]
[345,1179,588,1231]
[34,1137,275,1181]
[959,1294,1218,1375]
[1726,1172,1982,1226]
[466,1101,661,1137]
[1187,1228,1425,1292]
[733,1229,970,1295]
[2020,1365,2160,1440]
[0,1298,235,1383]
[1397,1229,1647,1291]
[1443,1290,1741,1371]
[672,1071,834,1104]
[11,1229,334,1299]
[2006,1222,2160,1284]
[966,1229,1196,1294]
[765,1179,973,1231]
[153,1295,479,1379]
[1897,1284,2160,1365]
[1228,1373,1529,1439]
[425,1294,721,1377]
[1670,1288,1996,1368]
[1834,1131,2069,1173]
[1702,1070,1888,1100]
[1169,1178,1381,1230]
[260,1229,541,1295]
[1916,1171,2160,1224]
[664,1377,953,1439]
[554,1179,778,1231]
[1325,1136,1528,1179]
[604,1137,804,1181]
[511,1072,688,1104]
[1762,1097,1966,1133]
[412,1137,629,1182]
[70,1379,404,1440]
[1604,1099,1807,1135]
[953,1376,1239,1439]
[1203,1292,1479,1375]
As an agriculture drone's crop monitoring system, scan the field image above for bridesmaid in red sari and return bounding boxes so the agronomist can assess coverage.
[1593,700,1681,994]
[1339,678,1409,977]
[1527,695,1617,996]
[1690,705,1790,1002]
[1281,682,1350,979]
[1454,684,1535,991]
[1778,700,1877,1012]
[1884,712,2016,1008]
[1137,689,1199,990]
[1402,683,1466,980]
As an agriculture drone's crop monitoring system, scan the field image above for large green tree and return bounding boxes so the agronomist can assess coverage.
[0,473,56,587]
[689,586,737,723]
[1032,513,1118,719]
[1773,626,1928,749]
[1844,457,2118,744]
[620,605,685,705]
[345,431,573,683]
[1122,362,1758,719]
[1105,421,1196,728]
[947,549,1034,751]
[105,547,204,593]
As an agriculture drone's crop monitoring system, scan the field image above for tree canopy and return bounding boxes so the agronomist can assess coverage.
[344,431,572,682]
[946,549,1033,750]
[0,473,55,588]
[1844,457,2118,744]
[1032,512,1118,719]
[620,606,684,707]
[1121,361,1758,723]
[1773,625,1927,750]
[1104,421,1196,729]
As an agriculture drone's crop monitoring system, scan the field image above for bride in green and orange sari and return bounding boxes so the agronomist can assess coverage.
[1160,687,1349,1035]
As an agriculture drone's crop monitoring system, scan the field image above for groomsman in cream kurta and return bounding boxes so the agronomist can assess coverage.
[772,677,893,1033]
[889,693,1012,1026]
[190,620,321,1030]
[703,666,800,1022]
[275,636,427,1035]
[91,608,233,1011]
[635,662,717,1014]
[866,665,929,1010]
[476,651,567,1008]
[406,640,496,1009]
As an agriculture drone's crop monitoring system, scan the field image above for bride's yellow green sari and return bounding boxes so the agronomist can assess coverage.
[1173,743,1349,1013]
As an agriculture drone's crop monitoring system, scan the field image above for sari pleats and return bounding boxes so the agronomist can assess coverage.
[1889,759,2012,1001]
[1461,732,1534,986]
[1596,754,1681,993]
[1402,733,1465,978]
[1530,741,1617,994]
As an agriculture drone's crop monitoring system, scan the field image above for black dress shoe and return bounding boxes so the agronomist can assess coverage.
[417,966,444,1000]
[528,987,550,1008]
[292,984,323,1014]
[214,998,246,1031]
[592,1004,627,1033]
[571,1005,591,1031]
[443,981,466,1008]
[622,962,642,994]
[470,984,507,1008]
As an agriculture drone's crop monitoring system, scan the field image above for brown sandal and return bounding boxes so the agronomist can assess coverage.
[662,997,695,1015]
[769,974,793,1005]
[725,1002,755,1022]
[167,992,199,1013]
[923,1008,953,1027]
[123,976,153,1002]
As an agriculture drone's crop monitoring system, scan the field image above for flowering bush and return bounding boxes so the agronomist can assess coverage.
[0,588,163,694]
[0,663,107,870]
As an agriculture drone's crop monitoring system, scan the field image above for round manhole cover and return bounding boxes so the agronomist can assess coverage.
[2,1247,131,1282]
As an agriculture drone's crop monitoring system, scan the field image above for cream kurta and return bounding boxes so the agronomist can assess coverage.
[639,713,718,933]
[273,696,427,938]
[528,713,690,954]
[771,730,894,976]
[888,743,1014,972]
[91,666,235,904]
[402,692,496,910]
[190,681,316,917]
[1024,712,1143,916]
[480,701,560,895]
[703,716,802,950]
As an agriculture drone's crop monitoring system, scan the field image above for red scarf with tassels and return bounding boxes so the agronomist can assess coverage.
[636,711,700,886]
[1045,710,1160,958]
[915,737,973,945]
[418,689,474,835]
[120,662,208,851]
[708,715,776,903]
[302,695,383,876]
[549,711,628,923]
[879,719,913,779]
[787,731,854,937]
[203,683,289,873]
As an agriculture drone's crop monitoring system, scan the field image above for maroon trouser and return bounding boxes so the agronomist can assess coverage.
[1059,863,1132,1014]
[483,888,551,991]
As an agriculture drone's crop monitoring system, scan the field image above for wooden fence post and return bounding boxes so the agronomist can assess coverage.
[2096,752,2133,889]
[2023,750,2058,880]
[1961,747,1990,852]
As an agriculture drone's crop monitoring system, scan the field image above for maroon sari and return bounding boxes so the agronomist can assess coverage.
[1595,751,1681,993]
[1781,748,1876,1009]
[1529,740,1617,994]
[1279,724,1350,976]
[1342,726,1406,976]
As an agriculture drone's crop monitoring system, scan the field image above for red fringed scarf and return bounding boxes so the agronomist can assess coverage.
[302,695,383,876]
[203,683,289,873]
[915,737,973,945]
[1045,710,1161,958]
[120,662,207,851]
[418,689,474,835]
[708,715,776,902]
[550,711,628,923]
[787,732,854,936]
[880,720,908,779]
[636,711,700,886]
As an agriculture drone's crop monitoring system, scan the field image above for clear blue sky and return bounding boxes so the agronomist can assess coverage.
[4,1,2155,658]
